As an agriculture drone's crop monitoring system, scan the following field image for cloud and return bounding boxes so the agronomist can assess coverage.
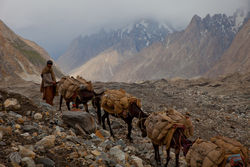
[0,0,248,58]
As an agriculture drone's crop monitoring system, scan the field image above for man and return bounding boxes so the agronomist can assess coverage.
[40,60,56,105]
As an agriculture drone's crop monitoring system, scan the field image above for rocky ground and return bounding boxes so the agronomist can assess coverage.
[0,72,249,167]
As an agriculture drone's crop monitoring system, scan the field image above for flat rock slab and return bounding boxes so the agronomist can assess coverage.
[62,111,97,134]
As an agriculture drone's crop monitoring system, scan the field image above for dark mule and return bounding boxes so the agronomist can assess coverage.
[92,95,148,141]
[59,86,95,112]
[151,127,193,167]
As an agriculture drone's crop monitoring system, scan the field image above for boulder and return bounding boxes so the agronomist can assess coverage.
[35,158,55,167]
[35,157,55,167]
[0,126,12,140]
[4,98,21,111]
[8,152,22,164]
[131,155,144,167]
[0,131,3,141]
[18,145,36,159]
[34,113,43,120]
[35,135,55,148]
[62,111,96,134]
[21,157,36,167]
[109,145,126,164]
[23,125,38,133]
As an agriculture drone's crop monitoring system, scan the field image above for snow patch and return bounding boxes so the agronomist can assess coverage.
[159,23,173,33]
[140,20,149,28]
[166,38,170,48]
[200,29,208,37]
[108,65,114,76]
[120,23,134,37]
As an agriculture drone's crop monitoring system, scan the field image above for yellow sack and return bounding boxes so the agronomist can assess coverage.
[76,76,93,91]
[58,76,93,100]
[211,136,248,167]
[101,89,141,117]
[186,138,225,167]
[144,108,194,149]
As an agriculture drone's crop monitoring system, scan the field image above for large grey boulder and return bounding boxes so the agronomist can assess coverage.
[35,157,55,167]
[62,111,97,134]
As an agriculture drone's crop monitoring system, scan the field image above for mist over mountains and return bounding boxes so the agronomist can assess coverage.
[1,0,248,60]
[57,9,249,82]
[57,19,175,73]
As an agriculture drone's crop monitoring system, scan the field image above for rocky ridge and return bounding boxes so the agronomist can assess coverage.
[0,72,249,166]
[57,19,174,73]
[206,18,250,77]
[71,10,248,82]
[0,20,63,83]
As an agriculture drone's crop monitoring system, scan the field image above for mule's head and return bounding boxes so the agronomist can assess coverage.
[91,91,104,109]
[182,137,193,156]
[137,117,147,137]
[129,102,148,138]
[77,85,95,102]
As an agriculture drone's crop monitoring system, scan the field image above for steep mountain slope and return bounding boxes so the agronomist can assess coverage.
[112,14,238,81]
[73,12,245,82]
[57,19,175,73]
[0,20,63,83]
[71,50,124,82]
[206,18,250,77]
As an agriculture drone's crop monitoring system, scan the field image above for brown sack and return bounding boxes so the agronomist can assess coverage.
[211,136,248,167]
[59,76,93,95]
[186,138,225,167]
[145,108,194,148]
[120,96,129,108]
[76,76,93,91]
[101,89,141,118]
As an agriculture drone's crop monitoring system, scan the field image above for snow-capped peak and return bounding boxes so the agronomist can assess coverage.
[233,8,248,30]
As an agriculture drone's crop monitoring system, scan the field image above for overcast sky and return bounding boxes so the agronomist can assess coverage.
[0,0,248,59]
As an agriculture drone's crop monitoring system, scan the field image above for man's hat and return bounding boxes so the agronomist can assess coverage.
[47,60,53,65]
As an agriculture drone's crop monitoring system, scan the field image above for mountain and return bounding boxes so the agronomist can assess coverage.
[0,20,63,83]
[57,19,175,73]
[205,18,250,77]
[72,11,246,82]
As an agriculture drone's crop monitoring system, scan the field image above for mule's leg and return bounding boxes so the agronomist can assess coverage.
[76,102,79,109]
[97,106,102,125]
[84,103,89,113]
[153,143,161,166]
[125,118,133,141]
[66,101,70,111]
[165,147,171,167]
[106,113,115,138]
[75,98,79,109]
[59,95,63,111]
[175,147,180,167]
[102,112,107,129]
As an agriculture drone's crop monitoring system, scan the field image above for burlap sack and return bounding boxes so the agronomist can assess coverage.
[144,108,194,149]
[76,76,93,91]
[101,89,141,118]
[210,136,248,167]
[58,76,93,100]
[186,138,225,167]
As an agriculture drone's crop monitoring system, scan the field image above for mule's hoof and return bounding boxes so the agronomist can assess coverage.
[126,136,133,142]
[154,162,161,167]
